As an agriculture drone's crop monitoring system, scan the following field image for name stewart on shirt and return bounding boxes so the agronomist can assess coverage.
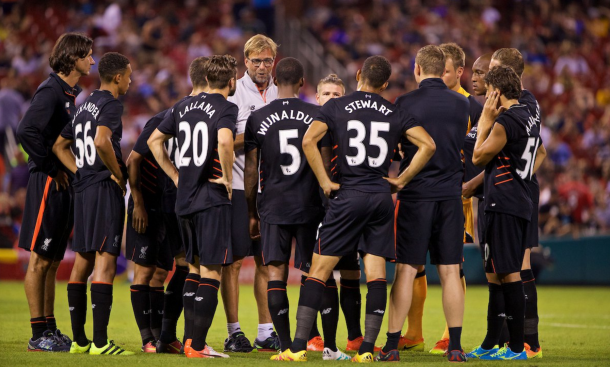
[344,97,393,115]
[257,109,315,135]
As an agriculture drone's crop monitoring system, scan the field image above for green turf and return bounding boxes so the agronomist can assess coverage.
[1,281,609,366]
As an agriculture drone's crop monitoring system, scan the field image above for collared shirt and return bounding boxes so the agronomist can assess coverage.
[228,71,278,190]
[17,72,82,178]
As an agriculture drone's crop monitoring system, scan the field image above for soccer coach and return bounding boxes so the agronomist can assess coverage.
[222,34,279,352]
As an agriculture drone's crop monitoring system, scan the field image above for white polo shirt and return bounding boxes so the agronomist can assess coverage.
[228,71,278,190]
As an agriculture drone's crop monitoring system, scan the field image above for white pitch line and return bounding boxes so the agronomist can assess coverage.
[547,322,610,330]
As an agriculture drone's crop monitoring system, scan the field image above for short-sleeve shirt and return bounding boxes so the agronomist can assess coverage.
[395,78,470,201]
[484,104,540,220]
[315,91,417,193]
[519,90,543,204]
[130,110,171,210]
[459,89,484,199]
[62,89,125,193]
[244,98,325,224]
[157,92,238,216]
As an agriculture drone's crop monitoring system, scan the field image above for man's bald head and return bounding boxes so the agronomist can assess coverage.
[471,53,492,96]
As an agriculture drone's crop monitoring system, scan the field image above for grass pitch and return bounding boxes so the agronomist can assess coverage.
[1,281,609,366]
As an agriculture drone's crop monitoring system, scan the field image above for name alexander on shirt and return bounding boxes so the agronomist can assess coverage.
[344,98,393,115]
[257,109,314,135]
[73,101,100,122]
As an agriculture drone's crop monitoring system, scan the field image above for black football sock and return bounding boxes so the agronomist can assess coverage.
[320,278,339,351]
[30,316,47,340]
[448,327,463,352]
[149,286,164,340]
[182,273,200,343]
[191,278,220,351]
[160,265,188,343]
[503,281,525,353]
[292,277,326,352]
[301,275,321,340]
[359,279,387,355]
[340,278,362,340]
[45,315,57,332]
[460,268,465,278]
[481,283,505,350]
[382,331,400,353]
[521,269,540,349]
[268,280,291,351]
[130,284,153,344]
[499,320,510,346]
[67,282,88,346]
[91,282,113,348]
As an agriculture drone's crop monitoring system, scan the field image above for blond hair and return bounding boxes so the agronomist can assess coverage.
[439,42,465,69]
[244,34,278,58]
[317,74,345,93]
[415,45,446,76]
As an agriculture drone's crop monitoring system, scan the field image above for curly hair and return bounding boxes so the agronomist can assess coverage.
[98,52,130,83]
[484,65,522,100]
[49,33,93,75]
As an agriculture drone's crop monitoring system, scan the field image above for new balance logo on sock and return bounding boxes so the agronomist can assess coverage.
[184,292,195,297]
[195,297,203,301]
[69,307,74,311]
[92,304,96,309]
[278,308,289,316]
[373,309,385,314]
[498,313,506,317]
[144,309,151,315]
[321,308,332,315]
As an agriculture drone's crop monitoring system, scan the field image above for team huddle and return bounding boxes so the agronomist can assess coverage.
[17,32,544,363]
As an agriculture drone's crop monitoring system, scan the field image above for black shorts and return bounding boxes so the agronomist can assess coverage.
[163,212,184,258]
[483,212,527,274]
[315,190,394,260]
[524,200,539,249]
[181,205,233,266]
[395,199,464,265]
[19,171,74,261]
[260,217,322,273]
[72,180,125,255]
[335,251,361,271]
[231,189,261,258]
[126,206,173,271]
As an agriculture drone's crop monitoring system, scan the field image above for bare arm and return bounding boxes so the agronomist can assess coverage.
[533,143,546,174]
[95,125,126,193]
[244,148,260,240]
[321,146,332,177]
[147,129,178,187]
[209,128,234,199]
[126,150,148,233]
[303,120,340,197]
[52,135,77,175]
[385,126,436,193]
[472,122,507,167]
[234,133,245,151]
[462,171,484,198]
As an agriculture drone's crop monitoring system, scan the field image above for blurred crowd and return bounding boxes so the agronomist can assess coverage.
[303,0,610,237]
[0,0,608,249]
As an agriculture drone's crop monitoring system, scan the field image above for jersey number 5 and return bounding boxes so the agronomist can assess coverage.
[516,137,540,180]
[74,120,96,168]
[279,129,301,175]
[346,120,389,167]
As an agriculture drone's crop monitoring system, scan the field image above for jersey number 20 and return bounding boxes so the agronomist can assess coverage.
[178,121,208,168]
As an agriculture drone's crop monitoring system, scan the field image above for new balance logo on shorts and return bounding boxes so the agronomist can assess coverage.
[42,238,52,251]
[278,308,289,316]
[321,308,332,315]
[373,309,385,315]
